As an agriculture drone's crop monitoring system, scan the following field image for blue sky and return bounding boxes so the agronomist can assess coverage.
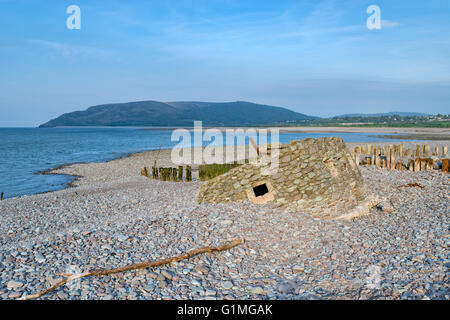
[0,0,449,126]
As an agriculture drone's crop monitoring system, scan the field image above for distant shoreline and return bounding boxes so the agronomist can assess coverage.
[276,126,450,135]
[26,125,450,135]
[375,134,450,141]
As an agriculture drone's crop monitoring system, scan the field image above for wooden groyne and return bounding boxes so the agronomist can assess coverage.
[140,165,192,182]
[352,144,449,173]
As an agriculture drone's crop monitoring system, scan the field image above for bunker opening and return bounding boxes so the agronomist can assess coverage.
[253,183,269,197]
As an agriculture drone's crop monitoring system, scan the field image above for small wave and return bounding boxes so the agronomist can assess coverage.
[72,151,101,156]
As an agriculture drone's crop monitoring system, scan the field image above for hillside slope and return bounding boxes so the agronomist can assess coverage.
[39,101,315,127]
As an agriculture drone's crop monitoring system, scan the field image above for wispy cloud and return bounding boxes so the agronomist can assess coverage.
[381,20,400,28]
[26,40,114,60]
[27,40,78,58]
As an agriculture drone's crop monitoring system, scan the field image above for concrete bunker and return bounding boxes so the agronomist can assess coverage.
[197,137,381,219]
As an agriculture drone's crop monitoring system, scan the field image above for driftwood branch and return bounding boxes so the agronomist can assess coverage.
[396,183,424,189]
[249,137,260,157]
[20,238,244,300]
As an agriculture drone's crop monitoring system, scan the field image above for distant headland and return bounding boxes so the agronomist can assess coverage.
[38,101,316,128]
[39,100,449,128]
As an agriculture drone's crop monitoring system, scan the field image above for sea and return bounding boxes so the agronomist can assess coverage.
[0,127,406,199]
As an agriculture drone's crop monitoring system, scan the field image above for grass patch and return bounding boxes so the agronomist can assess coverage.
[199,162,242,181]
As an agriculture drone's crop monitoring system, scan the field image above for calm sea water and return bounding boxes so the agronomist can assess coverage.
[0,127,402,199]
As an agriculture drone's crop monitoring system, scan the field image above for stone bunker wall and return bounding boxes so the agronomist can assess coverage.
[197,137,371,219]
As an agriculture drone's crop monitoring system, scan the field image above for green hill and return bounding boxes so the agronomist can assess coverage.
[39,100,315,127]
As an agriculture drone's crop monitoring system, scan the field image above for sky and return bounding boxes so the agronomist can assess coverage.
[0,0,449,127]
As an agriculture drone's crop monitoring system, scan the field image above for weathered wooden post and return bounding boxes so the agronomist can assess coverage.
[404,148,410,157]
[426,159,434,170]
[420,159,427,171]
[0,192,3,201]
[178,166,183,182]
[153,160,158,179]
[373,147,381,167]
[371,148,376,166]
[434,146,439,157]
[443,146,448,157]
[172,168,178,182]
[416,145,420,158]
[424,145,431,158]
[186,166,192,182]
[394,145,399,157]
[399,144,404,157]
[375,154,381,168]
[386,148,390,169]
[414,158,420,172]
[165,168,169,181]
[391,152,396,170]
[409,160,414,172]
[354,147,360,165]
[442,159,449,173]
[390,146,396,170]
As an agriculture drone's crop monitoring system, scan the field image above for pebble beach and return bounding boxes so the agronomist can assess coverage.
[0,141,449,300]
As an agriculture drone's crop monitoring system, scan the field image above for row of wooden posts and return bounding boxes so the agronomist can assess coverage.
[141,165,192,182]
[352,143,449,173]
